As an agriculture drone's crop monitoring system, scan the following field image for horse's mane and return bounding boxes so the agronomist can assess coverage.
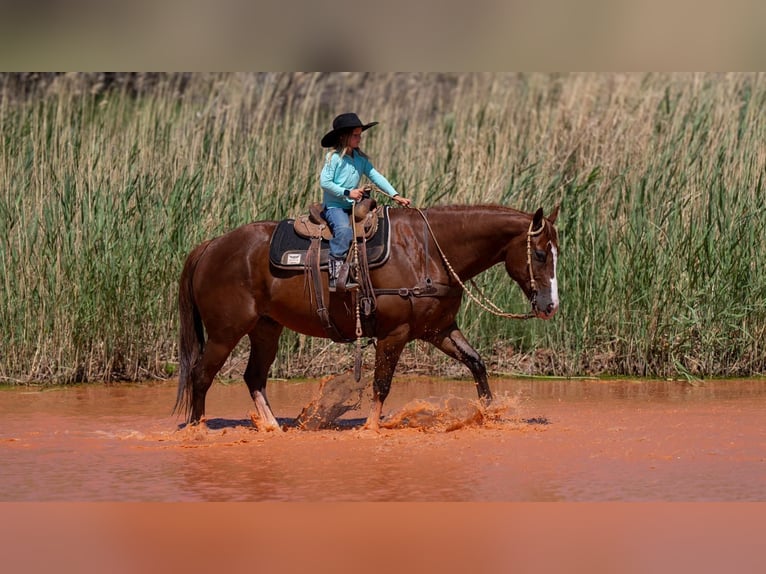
[414,203,531,218]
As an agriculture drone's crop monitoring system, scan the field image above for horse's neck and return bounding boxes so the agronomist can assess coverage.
[425,206,531,279]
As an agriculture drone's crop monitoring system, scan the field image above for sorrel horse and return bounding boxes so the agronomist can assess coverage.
[174,204,560,430]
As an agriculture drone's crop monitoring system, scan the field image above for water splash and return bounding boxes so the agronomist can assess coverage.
[382,394,522,431]
[296,372,367,430]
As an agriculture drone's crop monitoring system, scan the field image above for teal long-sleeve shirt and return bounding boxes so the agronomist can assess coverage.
[320,151,399,209]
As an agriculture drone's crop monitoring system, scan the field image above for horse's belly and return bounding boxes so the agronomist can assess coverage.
[267,299,358,340]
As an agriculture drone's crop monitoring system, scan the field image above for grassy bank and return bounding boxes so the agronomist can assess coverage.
[2,72,765,383]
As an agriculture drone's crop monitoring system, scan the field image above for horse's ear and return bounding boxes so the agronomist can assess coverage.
[533,207,544,229]
[548,204,560,224]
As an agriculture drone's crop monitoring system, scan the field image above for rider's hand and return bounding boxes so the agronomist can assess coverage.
[348,188,364,201]
[393,195,411,207]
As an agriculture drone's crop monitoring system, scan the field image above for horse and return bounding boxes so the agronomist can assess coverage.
[174,203,560,431]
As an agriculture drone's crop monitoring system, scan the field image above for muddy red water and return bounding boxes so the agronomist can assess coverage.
[1,376,764,501]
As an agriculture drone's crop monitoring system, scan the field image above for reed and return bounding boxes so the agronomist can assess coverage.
[2,72,765,383]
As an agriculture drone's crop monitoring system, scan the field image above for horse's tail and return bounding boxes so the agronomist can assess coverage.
[173,241,210,421]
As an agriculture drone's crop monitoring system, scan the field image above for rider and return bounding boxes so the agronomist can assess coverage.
[320,112,411,291]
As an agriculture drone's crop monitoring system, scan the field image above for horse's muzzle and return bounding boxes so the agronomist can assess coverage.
[532,299,558,320]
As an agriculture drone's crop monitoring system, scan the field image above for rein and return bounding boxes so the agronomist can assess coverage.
[413,207,545,320]
[351,202,364,381]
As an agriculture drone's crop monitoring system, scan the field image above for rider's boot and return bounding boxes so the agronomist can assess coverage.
[328,257,340,292]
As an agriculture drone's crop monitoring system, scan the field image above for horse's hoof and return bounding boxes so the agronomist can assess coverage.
[361,420,381,433]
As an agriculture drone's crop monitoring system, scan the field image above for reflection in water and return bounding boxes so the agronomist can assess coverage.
[1,377,765,501]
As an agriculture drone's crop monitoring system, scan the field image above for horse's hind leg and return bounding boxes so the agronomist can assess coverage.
[245,317,284,431]
[425,322,492,402]
[190,339,238,424]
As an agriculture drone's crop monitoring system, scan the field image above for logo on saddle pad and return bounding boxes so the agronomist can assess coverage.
[286,253,303,265]
[268,206,391,270]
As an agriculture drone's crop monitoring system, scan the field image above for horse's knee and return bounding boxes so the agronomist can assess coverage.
[451,335,486,373]
[468,355,487,377]
[453,341,491,398]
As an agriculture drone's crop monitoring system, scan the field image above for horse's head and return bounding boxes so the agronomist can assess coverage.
[505,205,560,319]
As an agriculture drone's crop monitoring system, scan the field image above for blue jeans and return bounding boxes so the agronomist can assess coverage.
[323,206,353,259]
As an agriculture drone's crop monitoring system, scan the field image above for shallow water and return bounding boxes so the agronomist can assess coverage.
[1,376,765,501]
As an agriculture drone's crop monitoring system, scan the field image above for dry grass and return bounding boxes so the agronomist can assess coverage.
[2,72,765,383]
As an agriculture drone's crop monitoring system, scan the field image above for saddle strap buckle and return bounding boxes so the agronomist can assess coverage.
[317,306,330,325]
[360,296,374,316]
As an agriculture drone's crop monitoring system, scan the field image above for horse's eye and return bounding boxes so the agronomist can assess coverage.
[534,249,547,263]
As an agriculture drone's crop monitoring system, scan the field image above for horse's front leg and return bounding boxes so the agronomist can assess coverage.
[425,322,492,403]
[364,328,409,431]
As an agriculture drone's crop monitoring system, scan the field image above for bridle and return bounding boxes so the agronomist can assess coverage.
[525,217,546,297]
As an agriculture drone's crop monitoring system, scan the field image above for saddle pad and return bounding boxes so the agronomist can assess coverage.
[269,206,391,270]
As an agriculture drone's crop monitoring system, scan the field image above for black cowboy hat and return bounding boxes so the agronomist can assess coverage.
[321,112,378,148]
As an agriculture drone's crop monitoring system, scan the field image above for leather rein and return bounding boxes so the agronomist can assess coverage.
[410,207,545,320]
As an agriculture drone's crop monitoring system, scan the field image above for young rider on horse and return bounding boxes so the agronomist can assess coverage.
[320,112,410,291]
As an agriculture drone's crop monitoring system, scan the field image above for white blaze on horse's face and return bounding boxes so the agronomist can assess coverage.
[534,240,559,320]
[549,244,560,314]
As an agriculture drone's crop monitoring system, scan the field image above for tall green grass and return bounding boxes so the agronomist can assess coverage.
[2,72,765,383]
